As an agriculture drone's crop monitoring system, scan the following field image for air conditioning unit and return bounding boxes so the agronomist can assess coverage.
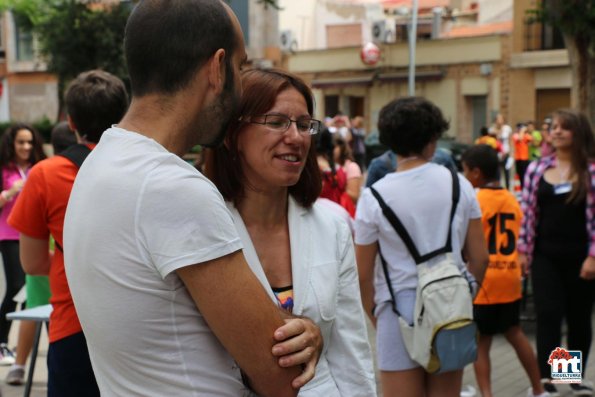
[280,30,297,53]
[371,20,396,44]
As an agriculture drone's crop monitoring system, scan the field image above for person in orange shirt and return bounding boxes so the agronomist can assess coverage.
[475,126,500,151]
[7,70,129,397]
[512,123,533,188]
[462,145,546,397]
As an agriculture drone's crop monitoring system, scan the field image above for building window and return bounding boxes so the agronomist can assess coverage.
[15,19,34,61]
[523,0,565,51]
[324,95,339,118]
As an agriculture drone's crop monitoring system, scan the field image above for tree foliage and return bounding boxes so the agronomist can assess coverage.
[0,0,130,117]
[36,1,130,84]
[530,0,595,120]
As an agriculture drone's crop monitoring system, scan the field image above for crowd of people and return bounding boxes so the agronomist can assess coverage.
[0,1,590,397]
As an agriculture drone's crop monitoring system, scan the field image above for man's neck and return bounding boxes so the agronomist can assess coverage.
[118,95,195,156]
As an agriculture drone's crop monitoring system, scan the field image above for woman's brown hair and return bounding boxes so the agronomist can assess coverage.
[553,108,595,204]
[204,68,321,208]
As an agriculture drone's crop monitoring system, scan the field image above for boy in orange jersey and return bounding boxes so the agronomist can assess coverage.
[462,144,548,397]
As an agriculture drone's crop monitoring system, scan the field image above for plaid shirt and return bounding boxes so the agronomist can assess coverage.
[518,154,595,263]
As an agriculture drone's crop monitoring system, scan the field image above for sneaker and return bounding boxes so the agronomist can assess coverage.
[460,385,476,397]
[541,379,559,397]
[527,387,552,397]
[570,380,594,396]
[5,367,24,386]
[0,344,15,366]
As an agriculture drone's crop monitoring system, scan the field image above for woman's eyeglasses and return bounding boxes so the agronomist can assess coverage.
[239,114,321,135]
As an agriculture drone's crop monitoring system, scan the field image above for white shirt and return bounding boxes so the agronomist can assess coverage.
[228,198,376,397]
[354,163,481,304]
[64,127,246,396]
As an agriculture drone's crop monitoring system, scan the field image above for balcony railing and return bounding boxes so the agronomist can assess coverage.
[524,19,565,52]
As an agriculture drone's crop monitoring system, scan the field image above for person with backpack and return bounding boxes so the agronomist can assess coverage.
[7,70,129,396]
[354,96,488,397]
[461,145,547,397]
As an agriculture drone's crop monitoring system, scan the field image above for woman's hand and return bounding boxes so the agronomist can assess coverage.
[272,317,323,389]
[580,256,595,280]
[7,179,24,198]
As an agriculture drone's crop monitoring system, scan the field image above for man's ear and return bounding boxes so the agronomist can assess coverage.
[471,167,483,184]
[66,115,76,133]
[66,115,83,143]
[208,49,226,92]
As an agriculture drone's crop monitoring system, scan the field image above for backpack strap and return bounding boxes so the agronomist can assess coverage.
[58,144,91,169]
[370,166,460,317]
[370,166,460,264]
[54,144,91,253]
[377,247,403,316]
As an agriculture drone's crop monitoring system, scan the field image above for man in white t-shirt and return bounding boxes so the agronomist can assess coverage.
[63,1,321,396]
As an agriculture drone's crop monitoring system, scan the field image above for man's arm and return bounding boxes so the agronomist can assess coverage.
[176,250,300,397]
[19,234,51,275]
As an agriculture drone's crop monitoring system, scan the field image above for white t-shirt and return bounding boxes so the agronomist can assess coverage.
[490,124,512,155]
[354,163,481,304]
[64,127,246,396]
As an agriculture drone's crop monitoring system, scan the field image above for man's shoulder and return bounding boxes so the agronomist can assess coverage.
[28,155,77,180]
[478,188,519,209]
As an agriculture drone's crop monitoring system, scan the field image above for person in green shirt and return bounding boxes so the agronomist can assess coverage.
[527,121,542,160]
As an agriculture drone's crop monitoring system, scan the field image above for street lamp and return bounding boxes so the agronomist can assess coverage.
[396,1,419,96]
[408,0,418,96]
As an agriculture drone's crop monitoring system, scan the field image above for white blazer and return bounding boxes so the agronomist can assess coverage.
[227,197,376,397]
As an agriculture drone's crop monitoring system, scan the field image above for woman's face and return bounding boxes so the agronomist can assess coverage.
[237,87,312,192]
[14,129,33,164]
[550,117,573,150]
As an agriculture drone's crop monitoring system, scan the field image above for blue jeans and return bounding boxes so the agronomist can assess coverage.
[48,331,99,397]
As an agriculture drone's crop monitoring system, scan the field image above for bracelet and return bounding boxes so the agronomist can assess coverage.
[0,191,10,201]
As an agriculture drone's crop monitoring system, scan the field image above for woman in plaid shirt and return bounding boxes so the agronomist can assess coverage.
[518,108,595,396]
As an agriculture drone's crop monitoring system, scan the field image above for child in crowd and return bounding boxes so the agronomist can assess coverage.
[461,145,547,397]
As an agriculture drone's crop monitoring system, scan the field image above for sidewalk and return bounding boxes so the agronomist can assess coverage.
[460,316,595,397]
[0,324,47,397]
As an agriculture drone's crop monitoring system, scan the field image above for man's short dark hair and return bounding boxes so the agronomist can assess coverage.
[124,0,237,97]
[51,121,77,154]
[65,70,128,143]
[461,144,500,182]
[378,96,449,156]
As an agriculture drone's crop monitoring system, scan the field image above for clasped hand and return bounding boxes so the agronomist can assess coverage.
[272,317,322,389]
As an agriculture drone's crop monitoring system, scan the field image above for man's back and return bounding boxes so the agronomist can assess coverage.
[9,154,86,342]
[64,128,247,395]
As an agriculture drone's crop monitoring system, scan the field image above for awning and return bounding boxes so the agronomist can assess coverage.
[312,74,375,89]
[377,69,444,82]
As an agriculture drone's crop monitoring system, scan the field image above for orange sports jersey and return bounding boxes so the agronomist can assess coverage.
[474,187,523,305]
[8,146,94,343]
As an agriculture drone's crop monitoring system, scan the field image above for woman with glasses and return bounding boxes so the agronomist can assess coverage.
[205,68,375,396]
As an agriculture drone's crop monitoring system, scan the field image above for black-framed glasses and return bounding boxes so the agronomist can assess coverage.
[240,114,321,135]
